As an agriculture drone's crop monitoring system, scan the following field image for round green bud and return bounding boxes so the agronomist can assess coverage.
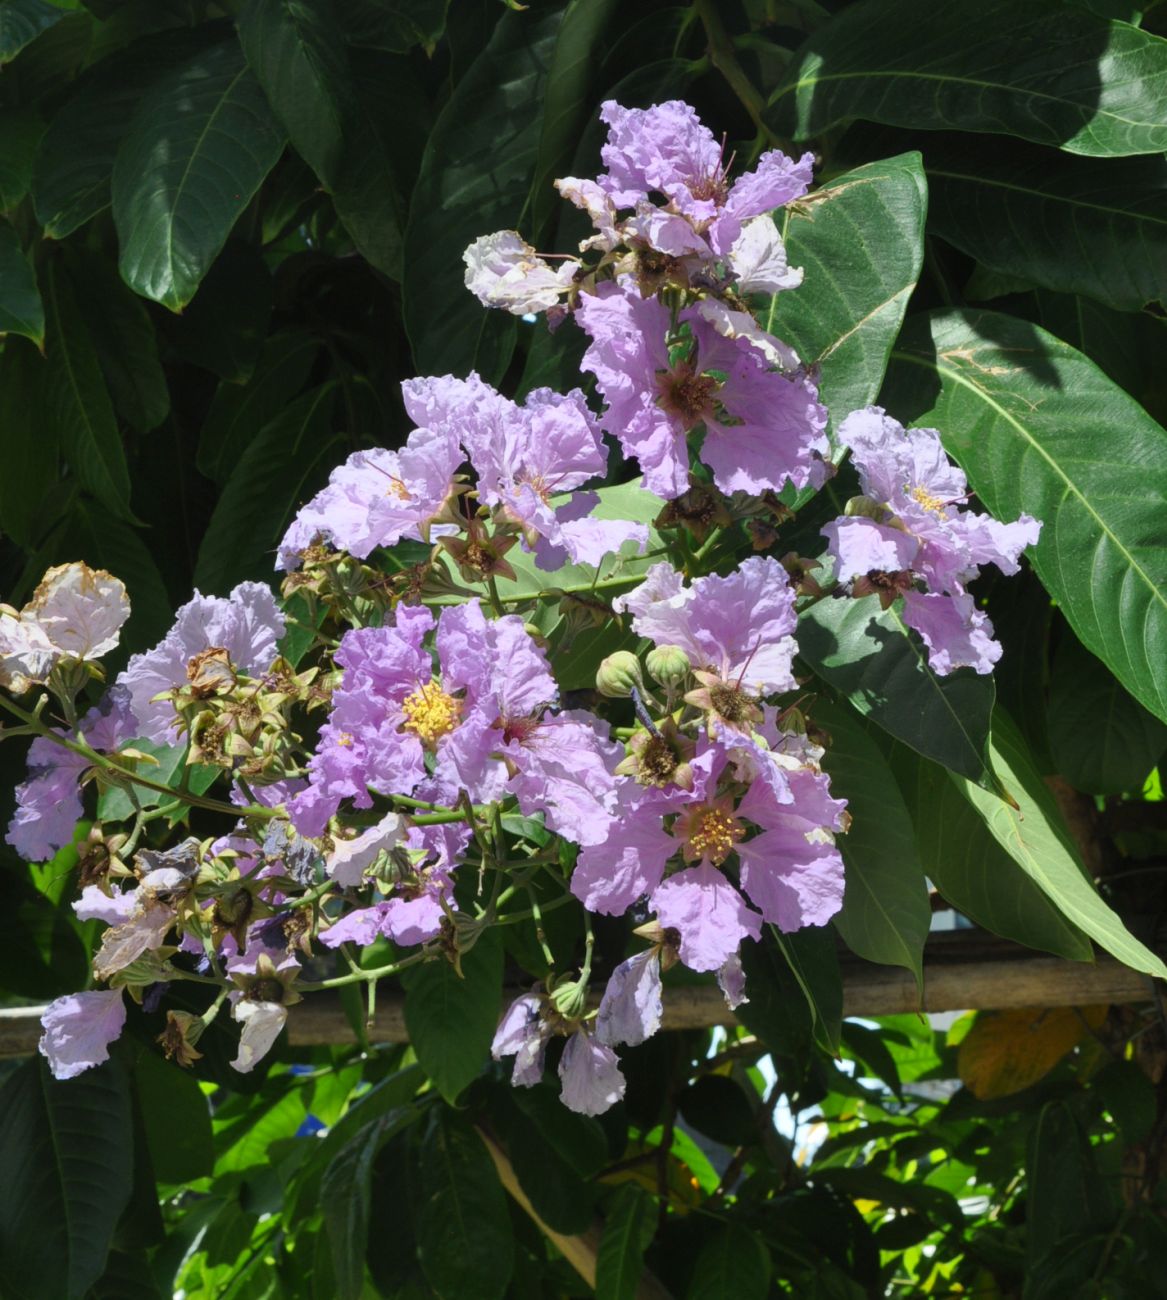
[595,650,645,698]
[646,644,691,689]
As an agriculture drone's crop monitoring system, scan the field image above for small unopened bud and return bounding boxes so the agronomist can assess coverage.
[596,651,645,698]
[843,494,884,521]
[645,644,690,690]
[548,974,588,1022]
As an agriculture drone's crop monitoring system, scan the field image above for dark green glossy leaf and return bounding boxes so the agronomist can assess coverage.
[111,39,285,310]
[737,939,814,1070]
[772,924,843,1056]
[0,861,89,998]
[955,709,1167,977]
[884,308,1167,725]
[0,221,43,345]
[929,142,1167,312]
[678,1075,758,1148]
[130,1047,213,1185]
[895,741,1094,959]
[43,259,133,520]
[238,0,354,188]
[596,1183,655,1300]
[401,927,503,1104]
[89,1251,162,1300]
[817,699,929,986]
[798,594,995,784]
[0,335,56,547]
[687,1223,771,1300]
[1047,630,1167,794]
[0,1058,134,1300]
[417,1112,513,1300]
[339,0,448,52]
[30,28,213,239]
[505,1099,595,1234]
[322,1114,401,1300]
[1026,1100,1113,1271]
[402,6,562,381]
[768,0,1167,157]
[193,382,340,593]
[67,249,169,433]
[0,108,45,211]
[764,152,927,437]
[0,0,65,64]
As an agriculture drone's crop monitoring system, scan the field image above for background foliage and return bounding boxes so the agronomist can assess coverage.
[0,0,1166,1296]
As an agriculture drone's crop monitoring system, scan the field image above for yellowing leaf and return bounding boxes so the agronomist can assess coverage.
[958,1005,1108,1099]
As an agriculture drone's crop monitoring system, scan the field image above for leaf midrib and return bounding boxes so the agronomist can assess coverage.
[928,166,1167,227]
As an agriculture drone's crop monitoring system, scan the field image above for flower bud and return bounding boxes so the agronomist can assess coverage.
[843,494,884,522]
[645,644,690,690]
[548,974,588,1022]
[595,650,645,699]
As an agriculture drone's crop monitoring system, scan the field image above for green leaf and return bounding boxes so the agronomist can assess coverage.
[0,108,46,211]
[772,924,843,1056]
[798,594,995,784]
[529,0,620,241]
[0,335,57,547]
[67,248,169,433]
[817,699,930,986]
[894,742,1094,959]
[767,0,1167,157]
[96,737,217,822]
[884,308,1167,725]
[956,709,1167,977]
[765,152,927,438]
[111,39,286,310]
[322,1115,401,1300]
[43,258,133,520]
[928,142,1167,312]
[0,1058,134,1300]
[339,0,448,52]
[1047,630,1167,794]
[0,221,43,345]
[130,1047,213,1185]
[503,1097,595,1234]
[687,1223,771,1300]
[0,0,65,63]
[31,28,213,239]
[416,1112,513,1300]
[401,927,503,1104]
[595,1183,655,1300]
[193,382,341,593]
[402,6,562,381]
[737,940,815,1070]
[1026,1101,1112,1271]
[238,0,354,188]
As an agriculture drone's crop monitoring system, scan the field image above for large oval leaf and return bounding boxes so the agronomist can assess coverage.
[956,709,1167,978]
[764,152,928,436]
[111,39,285,310]
[0,221,44,346]
[798,594,995,784]
[883,308,1167,725]
[928,142,1167,312]
[43,259,133,520]
[402,6,563,382]
[0,1058,134,1300]
[767,0,1167,157]
[817,699,930,986]
[0,0,65,65]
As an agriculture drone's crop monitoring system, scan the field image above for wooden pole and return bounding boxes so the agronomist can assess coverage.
[1,953,1154,1058]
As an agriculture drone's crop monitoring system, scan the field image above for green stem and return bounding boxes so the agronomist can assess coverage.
[694,0,783,148]
[299,948,430,991]
[494,891,576,927]
[495,571,646,606]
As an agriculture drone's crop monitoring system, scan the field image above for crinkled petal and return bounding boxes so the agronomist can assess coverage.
[728,216,804,296]
[650,863,761,973]
[596,949,662,1047]
[572,797,675,914]
[26,562,131,662]
[717,953,748,1010]
[326,812,405,887]
[39,990,126,1080]
[737,830,845,930]
[231,999,288,1073]
[822,517,919,581]
[902,589,1002,676]
[463,230,576,314]
[558,1031,626,1116]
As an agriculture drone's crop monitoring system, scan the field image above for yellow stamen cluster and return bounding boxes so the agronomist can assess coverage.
[401,680,462,745]
[386,476,412,501]
[687,808,744,866]
[336,732,354,748]
[908,483,945,515]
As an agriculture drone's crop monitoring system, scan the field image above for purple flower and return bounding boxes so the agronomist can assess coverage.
[576,283,827,499]
[653,862,762,973]
[289,602,510,835]
[118,583,284,743]
[595,100,813,257]
[7,687,134,862]
[492,992,552,1087]
[822,407,1041,675]
[716,952,748,1009]
[403,373,647,570]
[278,424,462,571]
[39,990,127,1080]
[615,557,798,702]
[596,949,662,1047]
[558,1031,626,1116]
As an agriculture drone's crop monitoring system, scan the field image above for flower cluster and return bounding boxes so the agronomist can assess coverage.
[6,99,1041,1120]
[821,408,1041,674]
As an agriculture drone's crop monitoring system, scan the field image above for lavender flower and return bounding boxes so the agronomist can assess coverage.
[822,407,1041,674]
[491,992,552,1087]
[558,1030,626,1116]
[118,582,284,743]
[596,949,662,1047]
[39,989,127,1080]
[577,283,827,499]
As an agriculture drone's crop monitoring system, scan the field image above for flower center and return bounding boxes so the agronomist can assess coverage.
[684,807,744,866]
[688,170,729,206]
[708,681,753,723]
[518,472,553,503]
[659,364,718,427]
[336,732,353,748]
[386,475,412,501]
[907,483,945,515]
[401,680,462,745]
